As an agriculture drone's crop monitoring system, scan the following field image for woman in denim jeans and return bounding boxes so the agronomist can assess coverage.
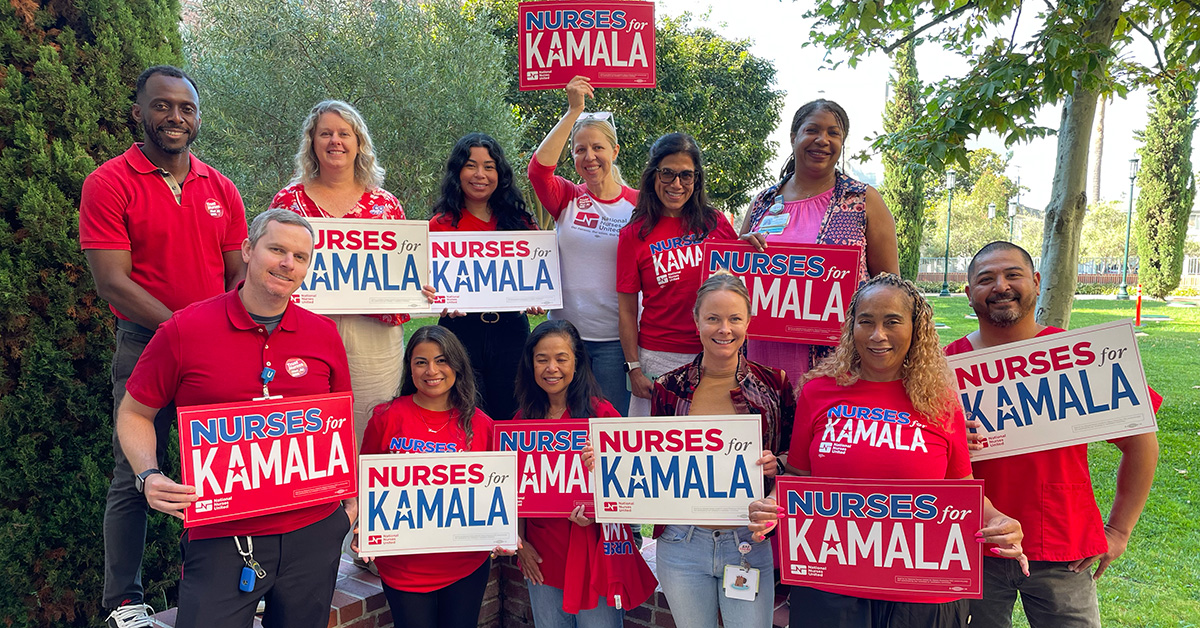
[648,273,796,628]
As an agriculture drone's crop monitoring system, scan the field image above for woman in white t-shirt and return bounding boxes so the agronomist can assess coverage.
[528,75,638,414]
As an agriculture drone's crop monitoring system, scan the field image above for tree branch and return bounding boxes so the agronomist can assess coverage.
[883,1,979,54]
[1128,20,1165,70]
[1006,0,1024,55]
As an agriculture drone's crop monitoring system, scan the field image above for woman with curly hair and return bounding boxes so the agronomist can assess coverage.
[746,273,1028,628]
[431,133,540,421]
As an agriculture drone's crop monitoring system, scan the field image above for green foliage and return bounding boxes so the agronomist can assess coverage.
[183,0,522,217]
[881,35,926,280]
[0,2,184,625]
[470,0,784,212]
[920,148,1025,257]
[1080,201,1138,259]
[1133,45,1197,298]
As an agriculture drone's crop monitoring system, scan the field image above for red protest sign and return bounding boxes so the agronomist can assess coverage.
[518,1,656,90]
[777,477,984,599]
[495,420,594,517]
[177,392,357,527]
[702,241,861,346]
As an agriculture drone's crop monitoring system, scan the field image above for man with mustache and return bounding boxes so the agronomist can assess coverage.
[944,241,1160,628]
[79,65,247,627]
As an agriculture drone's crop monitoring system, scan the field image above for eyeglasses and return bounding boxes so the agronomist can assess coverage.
[578,111,616,130]
[655,167,696,185]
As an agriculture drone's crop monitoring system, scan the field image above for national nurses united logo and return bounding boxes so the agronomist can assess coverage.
[285,358,308,378]
[205,199,224,218]
[575,211,601,229]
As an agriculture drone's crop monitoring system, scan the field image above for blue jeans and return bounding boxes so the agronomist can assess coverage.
[527,582,624,628]
[655,525,774,628]
[582,340,628,416]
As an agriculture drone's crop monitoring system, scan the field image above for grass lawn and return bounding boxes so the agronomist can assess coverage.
[405,298,1200,627]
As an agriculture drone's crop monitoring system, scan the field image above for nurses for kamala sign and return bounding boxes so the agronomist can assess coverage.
[518,1,656,90]
[947,320,1157,461]
[429,231,563,312]
[495,420,594,517]
[293,218,429,314]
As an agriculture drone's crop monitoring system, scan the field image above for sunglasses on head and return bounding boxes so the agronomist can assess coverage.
[578,111,616,130]
[655,167,696,185]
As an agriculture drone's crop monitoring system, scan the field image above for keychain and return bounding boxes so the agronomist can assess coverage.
[722,539,761,601]
[255,366,282,401]
[235,536,267,593]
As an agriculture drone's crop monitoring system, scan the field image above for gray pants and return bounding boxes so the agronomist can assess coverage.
[968,556,1101,628]
[102,324,176,608]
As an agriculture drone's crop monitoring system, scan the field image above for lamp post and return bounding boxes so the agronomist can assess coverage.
[1117,158,1139,299]
[939,170,956,297]
[1008,200,1018,241]
[988,202,997,219]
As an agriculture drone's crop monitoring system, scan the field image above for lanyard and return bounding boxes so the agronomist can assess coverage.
[255,366,281,401]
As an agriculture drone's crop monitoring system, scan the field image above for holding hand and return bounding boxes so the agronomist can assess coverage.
[977,512,1029,576]
[740,231,768,252]
[581,439,595,472]
[965,418,986,451]
[747,497,781,542]
[568,504,594,527]
[565,75,594,112]
[143,473,197,519]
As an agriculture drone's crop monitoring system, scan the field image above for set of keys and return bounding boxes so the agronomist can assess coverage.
[236,536,267,592]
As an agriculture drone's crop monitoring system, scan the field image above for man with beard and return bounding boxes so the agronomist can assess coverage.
[945,241,1160,628]
[79,65,247,627]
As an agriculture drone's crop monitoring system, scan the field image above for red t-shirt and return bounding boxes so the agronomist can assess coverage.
[789,376,972,603]
[430,210,505,232]
[513,399,621,591]
[361,395,495,592]
[270,182,410,326]
[944,328,1163,562]
[79,144,247,320]
[125,287,350,540]
[615,215,738,353]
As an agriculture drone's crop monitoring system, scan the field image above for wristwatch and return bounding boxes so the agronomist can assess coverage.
[623,361,641,373]
[135,468,162,493]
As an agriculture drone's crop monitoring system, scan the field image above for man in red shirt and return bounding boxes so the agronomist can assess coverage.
[117,209,355,628]
[945,242,1159,628]
[78,66,248,626]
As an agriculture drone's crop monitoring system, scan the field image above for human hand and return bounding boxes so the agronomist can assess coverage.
[747,497,781,542]
[581,440,595,472]
[756,450,778,477]
[515,537,544,584]
[525,306,547,316]
[978,513,1029,576]
[965,418,985,451]
[739,231,768,252]
[349,524,372,562]
[343,498,358,527]
[440,308,467,318]
[566,75,594,111]
[568,504,594,527]
[1067,524,1129,580]
[143,473,197,520]
[421,284,437,304]
[629,369,652,400]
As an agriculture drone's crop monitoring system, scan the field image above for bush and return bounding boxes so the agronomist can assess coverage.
[0,2,184,625]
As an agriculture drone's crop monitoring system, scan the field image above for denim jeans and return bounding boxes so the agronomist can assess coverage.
[655,525,774,628]
[582,340,629,416]
[527,582,624,628]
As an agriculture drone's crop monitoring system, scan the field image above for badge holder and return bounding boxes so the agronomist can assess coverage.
[722,541,760,601]
[254,366,283,401]
[235,536,267,593]
[757,195,790,235]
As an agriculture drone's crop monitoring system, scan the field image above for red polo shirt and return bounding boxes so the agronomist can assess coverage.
[944,328,1163,562]
[126,286,351,540]
[79,144,247,320]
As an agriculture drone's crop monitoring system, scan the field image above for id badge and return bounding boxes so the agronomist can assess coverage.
[722,564,760,601]
[758,212,789,235]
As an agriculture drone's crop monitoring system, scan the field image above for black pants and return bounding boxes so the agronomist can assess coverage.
[103,324,177,608]
[176,506,349,628]
[789,586,970,628]
[382,557,492,628]
[438,312,529,421]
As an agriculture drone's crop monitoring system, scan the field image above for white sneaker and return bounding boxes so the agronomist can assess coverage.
[105,604,155,628]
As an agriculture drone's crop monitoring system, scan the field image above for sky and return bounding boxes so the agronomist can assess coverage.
[653,0,1190,212]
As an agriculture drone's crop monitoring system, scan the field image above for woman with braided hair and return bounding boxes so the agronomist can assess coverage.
[747,273,1027,628]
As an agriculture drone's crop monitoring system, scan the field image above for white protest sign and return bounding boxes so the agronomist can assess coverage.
[293,218,429,314]
[358,452,518,557]
[429,230,563,312]
[590,415,764,525]
[948,320,1157,462]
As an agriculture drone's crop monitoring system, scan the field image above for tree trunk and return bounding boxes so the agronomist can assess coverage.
[1089,97,1106,203]
[1036,0,1124,328]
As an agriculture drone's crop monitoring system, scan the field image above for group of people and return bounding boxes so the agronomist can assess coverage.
[81,65,1159,628]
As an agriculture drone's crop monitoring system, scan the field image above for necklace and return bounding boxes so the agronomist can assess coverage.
[414,403,453,433]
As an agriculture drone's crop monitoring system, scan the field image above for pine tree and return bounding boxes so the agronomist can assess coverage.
[0,1,183,625]
[881,35,924,280]
[1134,37,1198,299]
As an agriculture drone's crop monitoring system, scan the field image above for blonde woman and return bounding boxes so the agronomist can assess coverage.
[529,75,638,413]
[747,273,1027,628]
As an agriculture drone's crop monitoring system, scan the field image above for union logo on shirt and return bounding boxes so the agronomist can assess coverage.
[575,211,601,229]
[205,199,224,218]
[285,357,308,378]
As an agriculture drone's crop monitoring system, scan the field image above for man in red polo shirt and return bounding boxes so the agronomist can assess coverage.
[78,65,248,626]
[117,209,355,628]
[945,242,1160,628]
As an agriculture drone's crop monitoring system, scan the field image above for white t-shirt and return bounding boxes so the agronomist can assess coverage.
[528,157,637,341]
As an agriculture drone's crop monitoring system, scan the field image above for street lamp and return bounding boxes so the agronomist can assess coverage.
[988,202,996,220]
[940,170,957,297]
[1117,158,1139,299]
[1007,200,1018,241]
